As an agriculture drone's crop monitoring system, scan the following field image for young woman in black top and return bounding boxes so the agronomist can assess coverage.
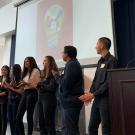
[37,56,59,135]
[0,65,10,135]
[5,64,22,135]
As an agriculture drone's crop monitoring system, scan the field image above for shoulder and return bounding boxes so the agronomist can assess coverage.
[109,54,118,63]
[67,59,81,67]
[32,68,40,73]
[31,68,41,76]
[66,60,82,73]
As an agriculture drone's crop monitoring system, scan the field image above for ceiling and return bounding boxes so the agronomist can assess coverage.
[0,0,12,8]
[0,0,22,8]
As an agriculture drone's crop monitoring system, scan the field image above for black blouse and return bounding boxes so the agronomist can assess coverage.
[37,75,58,99]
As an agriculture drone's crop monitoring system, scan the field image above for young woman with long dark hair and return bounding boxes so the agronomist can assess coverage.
[5,64,22,135]
[15,57,41,135]
[0,65,10,135]
[37,56,59,135]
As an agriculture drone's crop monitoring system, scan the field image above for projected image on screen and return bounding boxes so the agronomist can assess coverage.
[36,0,73,62]
[44,5,64,49]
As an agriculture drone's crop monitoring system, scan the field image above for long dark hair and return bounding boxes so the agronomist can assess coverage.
[1,65,10,83]
[22,57,39,79]
[12,64,22,84]
[42,56,59,79]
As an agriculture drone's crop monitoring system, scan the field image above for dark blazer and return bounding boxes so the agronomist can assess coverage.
[57,59,84,109]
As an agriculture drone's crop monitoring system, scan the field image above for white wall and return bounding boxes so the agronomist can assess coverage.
[0,2,17,35]
[0,1,17,72]
[0,36,12,73]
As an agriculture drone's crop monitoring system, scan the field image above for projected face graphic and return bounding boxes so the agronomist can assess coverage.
[44,5,64,49]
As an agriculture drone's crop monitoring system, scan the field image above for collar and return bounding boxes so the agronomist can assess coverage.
[66,58,77,65]
[100,52,111,62]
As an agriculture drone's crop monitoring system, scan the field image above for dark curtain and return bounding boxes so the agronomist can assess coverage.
[113,0,135,68]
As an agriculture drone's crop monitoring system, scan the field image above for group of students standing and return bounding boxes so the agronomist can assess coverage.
[0,44,84,135]
[0,56,59,135]
[0,37,118,135]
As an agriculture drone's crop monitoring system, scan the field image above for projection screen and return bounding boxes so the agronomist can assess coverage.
[15,0,114,67]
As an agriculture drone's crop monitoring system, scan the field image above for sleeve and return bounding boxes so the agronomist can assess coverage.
[90,61,100,93]
[30,69,41,87]
[90,69,98,93]
[93,58,118,96]
[38,77,58,93]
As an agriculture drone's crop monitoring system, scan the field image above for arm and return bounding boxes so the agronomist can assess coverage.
[4,82,23,94]
[90,69,98,93]
[9,87,23,94]
[90,61,100,93]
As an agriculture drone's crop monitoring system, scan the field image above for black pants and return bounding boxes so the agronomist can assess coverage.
[0,103,7,135]
[62,107,82,135]
[55,99,62,131]
[16,90,38,135]
[38,97,57,135]
[89,97,111,135]
[8,99,20,135]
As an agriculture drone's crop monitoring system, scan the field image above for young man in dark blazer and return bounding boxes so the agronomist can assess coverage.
[52,46,84,135]
[79,37,118,135]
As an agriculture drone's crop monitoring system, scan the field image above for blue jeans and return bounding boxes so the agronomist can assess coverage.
[8,99,20,135]
[62,108,82,135]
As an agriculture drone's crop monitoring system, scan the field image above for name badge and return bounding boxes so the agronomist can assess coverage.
[100,64,105,68]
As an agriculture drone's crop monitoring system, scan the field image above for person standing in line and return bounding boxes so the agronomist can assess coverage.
[4,64,22,135]
[79,37,118,135]
[0,65,10,135]
[15,57,41,135]
[37,56,59,135]
[52,46,84,135]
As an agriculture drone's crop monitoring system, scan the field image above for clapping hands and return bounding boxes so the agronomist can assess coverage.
[2,82,12,90]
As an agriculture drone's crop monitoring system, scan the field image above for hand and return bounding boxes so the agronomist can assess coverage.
[3,82,12,90]
[16,83,24,88]
[20,80,28,86]
[79,92,94,103]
